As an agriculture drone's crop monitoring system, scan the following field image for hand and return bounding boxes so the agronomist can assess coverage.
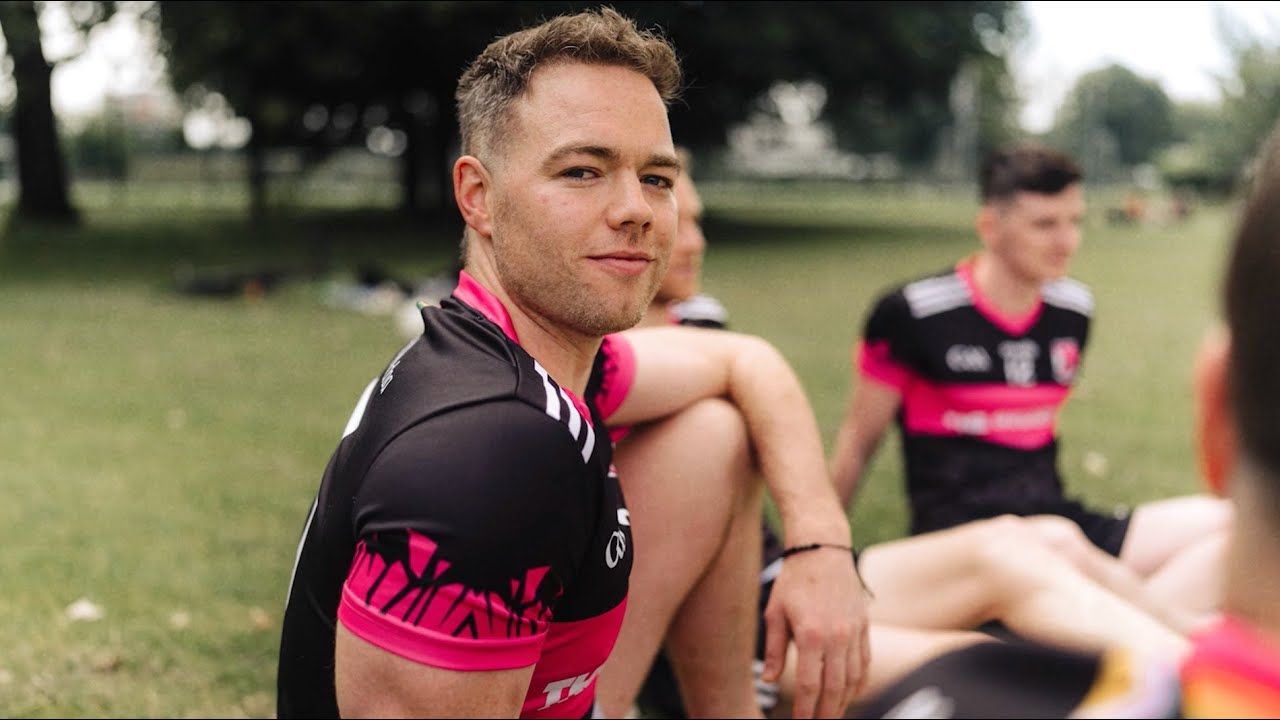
[760,546,871,718]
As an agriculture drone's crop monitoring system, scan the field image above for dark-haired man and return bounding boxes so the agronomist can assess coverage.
[277,8,865,719]
[855,122,1280,720]
[830,143,1228,610]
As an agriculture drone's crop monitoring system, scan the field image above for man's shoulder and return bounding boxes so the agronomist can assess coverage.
[1042,276,1094,317]
[871,267,969,322]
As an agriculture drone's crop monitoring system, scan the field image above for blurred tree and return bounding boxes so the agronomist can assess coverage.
[155,1,1019,216]
[1047,63,1176,177]
[0,1,114,222]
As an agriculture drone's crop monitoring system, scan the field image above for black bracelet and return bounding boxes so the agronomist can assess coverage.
[780,542,874,599]
[779,542,853,558]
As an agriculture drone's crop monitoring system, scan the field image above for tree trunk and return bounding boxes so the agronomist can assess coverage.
[399,115,423,215]
[0,1,77,223]
[245,112,267,221]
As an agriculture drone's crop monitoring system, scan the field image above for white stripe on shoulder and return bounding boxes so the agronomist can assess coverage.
[1043,278,1094,315]
[903,274,972,318]
[558,387,582,438]
[673,294,729,325]
[533,362,561,420]
[342,378,379,438]
[579,418,595,463]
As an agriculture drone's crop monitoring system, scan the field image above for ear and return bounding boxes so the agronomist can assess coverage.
[1194,326,1236,497]
[454,155,494,239]
[975,204,1000,250]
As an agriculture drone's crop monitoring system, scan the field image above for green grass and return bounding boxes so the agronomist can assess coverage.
[0,180,1236,716]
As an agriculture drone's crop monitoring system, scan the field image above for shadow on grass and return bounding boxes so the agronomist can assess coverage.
[0,206,465,286]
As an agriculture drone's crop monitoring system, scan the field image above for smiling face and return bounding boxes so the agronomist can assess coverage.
[654,171,706,304]
[475,61,679,337]
[980,184,1085,285]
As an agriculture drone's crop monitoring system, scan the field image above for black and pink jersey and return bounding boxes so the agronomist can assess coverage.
[277,272,637,719]
[857,259,1092,534]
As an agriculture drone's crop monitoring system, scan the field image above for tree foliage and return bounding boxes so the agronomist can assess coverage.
[154,1,1020,213]
[1047,63,1175,177]
[0,0,115,223]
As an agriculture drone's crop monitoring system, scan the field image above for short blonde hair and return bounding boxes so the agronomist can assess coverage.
[455,7,682,161]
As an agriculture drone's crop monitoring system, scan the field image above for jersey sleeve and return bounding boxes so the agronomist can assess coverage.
[857,290,917,391]
[592,333,636,423]
[338,401,588,672]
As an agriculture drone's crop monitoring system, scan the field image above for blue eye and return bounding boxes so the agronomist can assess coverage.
[643,174,674,189]
[563,167,599,180]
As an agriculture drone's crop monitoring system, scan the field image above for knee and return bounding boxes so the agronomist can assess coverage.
[1026,515,1092,564]
[680,397,752,469]
[969,516,1050,590]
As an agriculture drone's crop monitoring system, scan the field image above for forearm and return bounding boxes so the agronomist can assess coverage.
[727,337,849,545]
[829,421,869,510]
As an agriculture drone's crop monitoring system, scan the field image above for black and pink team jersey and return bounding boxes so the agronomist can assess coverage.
[858,259,1093,535]
[277,272,637,719]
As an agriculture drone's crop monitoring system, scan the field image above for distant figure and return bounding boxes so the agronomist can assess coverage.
[830,143,1229,621]
[855,119,1280,720]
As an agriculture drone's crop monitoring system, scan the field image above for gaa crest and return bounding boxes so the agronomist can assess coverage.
[1051,338,1081,385]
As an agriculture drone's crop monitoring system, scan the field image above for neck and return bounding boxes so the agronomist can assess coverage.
[1223,473,1280,646]
[972,252,1043,316]
[464,261,600,396]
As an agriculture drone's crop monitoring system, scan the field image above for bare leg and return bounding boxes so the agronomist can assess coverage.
[1023,514,1205,634]
[766,624,992,718]
[1120,495,1231,612]
[858,516,1190,657]
[595,398,761,718]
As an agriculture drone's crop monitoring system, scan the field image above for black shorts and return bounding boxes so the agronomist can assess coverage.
[1048,498,1132,557]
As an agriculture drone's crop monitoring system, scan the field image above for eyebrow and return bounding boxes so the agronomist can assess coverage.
[542,144,683,174]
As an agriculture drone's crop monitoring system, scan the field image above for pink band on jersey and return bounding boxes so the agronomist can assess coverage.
[957,260,1043,336]
[901,381,1068,449]
[595,334,636,422]
[858,339,913,391]
[339,531,554,671]
[1184,617,1280,693]
[454,271,520,342]
[521,599,628,718]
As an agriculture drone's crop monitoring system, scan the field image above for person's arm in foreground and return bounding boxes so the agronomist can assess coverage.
[613,325,870,718]
[336,626,532,718]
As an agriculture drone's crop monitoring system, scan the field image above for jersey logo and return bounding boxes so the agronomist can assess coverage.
[1051,338,1081,384]
[605,507,630,568]
[541,668,600,710]
[997,339,1039,386]
[945,345,991,373]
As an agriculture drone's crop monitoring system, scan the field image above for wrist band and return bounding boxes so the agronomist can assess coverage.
[780,542,874,598]
[779,542,853,558]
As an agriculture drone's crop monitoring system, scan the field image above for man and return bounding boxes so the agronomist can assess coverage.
[855,123,1280,720]
[607,156,1196,720]
[276,9,865,718]
[830,143,1228,610]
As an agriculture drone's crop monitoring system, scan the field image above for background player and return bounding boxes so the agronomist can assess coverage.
[830,143,1228,617]
[855,121,1280,720]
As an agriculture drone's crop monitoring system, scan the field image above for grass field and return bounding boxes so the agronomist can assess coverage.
[0,181,1236,716]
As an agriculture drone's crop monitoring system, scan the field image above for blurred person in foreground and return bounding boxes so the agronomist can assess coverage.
[275,8,866,718]
[853,122,1280,720]
[606,153,1199,720]
[831,143,1229,619]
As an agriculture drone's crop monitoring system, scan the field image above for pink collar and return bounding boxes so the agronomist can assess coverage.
[957,258,1043,336]
[453,271,520,343]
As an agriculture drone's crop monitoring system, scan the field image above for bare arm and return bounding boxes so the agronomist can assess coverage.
[613,325,869,717]
[336,624,533,718]
[829,368,902,510]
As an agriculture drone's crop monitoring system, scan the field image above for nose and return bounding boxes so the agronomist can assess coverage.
[606,175,653,235]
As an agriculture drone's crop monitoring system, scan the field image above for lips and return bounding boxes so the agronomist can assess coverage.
[588,252,654,277]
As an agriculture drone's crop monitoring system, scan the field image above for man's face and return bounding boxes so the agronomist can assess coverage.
[484,62,678,337]
[655,172,706,303]
[984,184,1085,285]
